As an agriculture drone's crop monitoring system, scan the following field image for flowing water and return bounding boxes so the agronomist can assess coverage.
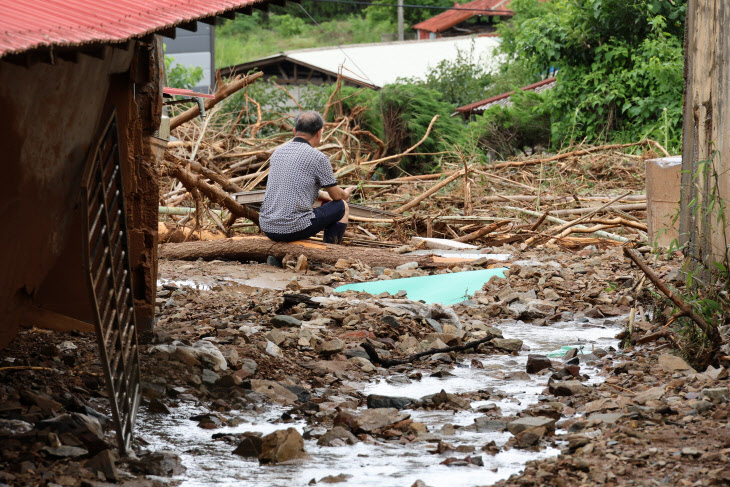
[137,315,622,487]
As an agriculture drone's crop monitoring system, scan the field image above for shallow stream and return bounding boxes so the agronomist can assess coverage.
[138,315,622,487]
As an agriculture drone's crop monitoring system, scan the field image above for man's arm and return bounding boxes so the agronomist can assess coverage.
[325,185,354,201]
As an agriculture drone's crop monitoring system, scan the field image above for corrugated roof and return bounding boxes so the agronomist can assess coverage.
[412,0,512,34]
[455,77,556,114]
[220,35,504,89]
[0,0,267,58]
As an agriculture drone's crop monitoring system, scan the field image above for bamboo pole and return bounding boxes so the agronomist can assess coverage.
[393,168,468,214]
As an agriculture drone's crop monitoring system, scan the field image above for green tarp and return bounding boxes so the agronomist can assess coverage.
[334,268,508,305]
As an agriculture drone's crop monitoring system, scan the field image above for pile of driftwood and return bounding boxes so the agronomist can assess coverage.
[159,71,670,257]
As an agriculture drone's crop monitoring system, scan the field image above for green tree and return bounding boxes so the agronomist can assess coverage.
[498,0,686,151]
[164,54,204,89]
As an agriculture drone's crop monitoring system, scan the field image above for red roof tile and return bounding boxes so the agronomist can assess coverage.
[0,0,266,58]
[412,0,512,34]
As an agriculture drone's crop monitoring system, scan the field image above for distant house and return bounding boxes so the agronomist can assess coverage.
[220,35,503,92]
[164,24,216,92]
[412,0,513,40]
[454,77,556,117]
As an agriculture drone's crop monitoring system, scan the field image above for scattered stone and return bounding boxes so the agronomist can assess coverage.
[317,426,359,446]
[126,450,186,476]
[515,426,546,448]
[271,315,302,328]
[353,408,410,433]
[0,419,33,436]
[202,368,221,385]
[259,428,306,464]
[700,388,729,403]
[367,394,415,410]
[265,340,282,358]
[526,354,552,374]
[42,445,88,458]
[319,473,352,483]
[233,434,263,457]
[493,338,523,352]
[84,449,118,481]
[507,416,556,435]
[319,339,344,356]
[250,380,299,405]
[633,385,666,405]
[549,380,591,396]
[147,399,172,415]
[474,417,508,433]
[658,354,696,373]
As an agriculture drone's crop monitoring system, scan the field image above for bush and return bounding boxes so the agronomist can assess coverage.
[164,54,204,89]
[470,90,551,158]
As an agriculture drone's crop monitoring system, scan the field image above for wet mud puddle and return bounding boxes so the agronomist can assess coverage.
[138,316,621,487]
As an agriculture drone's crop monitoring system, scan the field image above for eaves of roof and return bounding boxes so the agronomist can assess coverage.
[412,0,512,34]
[0,0,279,59]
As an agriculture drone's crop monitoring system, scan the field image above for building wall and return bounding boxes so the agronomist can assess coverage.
[680,0,730,274]
[0,39,163,348]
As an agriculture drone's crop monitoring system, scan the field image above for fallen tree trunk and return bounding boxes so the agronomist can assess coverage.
[454,220,511,243]
[159,236,445,268]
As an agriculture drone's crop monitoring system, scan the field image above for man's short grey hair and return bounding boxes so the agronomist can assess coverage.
[295,111,324,135]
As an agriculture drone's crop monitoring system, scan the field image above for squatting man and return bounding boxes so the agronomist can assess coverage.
[259,111,355,244]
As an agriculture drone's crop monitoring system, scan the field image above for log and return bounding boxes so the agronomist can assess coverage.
[22,306,95,333]
[549,203,646,217]
[623,248,719,344]
[361,335,495,367]
[164,160,260,226]
[170,71,264,130]
[159,236,445,268]
[454,220,511,243]
[393,168,468,214]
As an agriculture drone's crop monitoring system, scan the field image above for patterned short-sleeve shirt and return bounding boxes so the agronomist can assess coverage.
[259,137,337,234]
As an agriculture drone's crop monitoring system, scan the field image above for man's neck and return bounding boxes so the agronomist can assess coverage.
[292,136,311,146]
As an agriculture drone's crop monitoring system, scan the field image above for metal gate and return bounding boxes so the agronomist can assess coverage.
[81,110,142,453]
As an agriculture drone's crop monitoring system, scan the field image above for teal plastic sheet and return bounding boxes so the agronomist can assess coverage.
[334,268,508,305]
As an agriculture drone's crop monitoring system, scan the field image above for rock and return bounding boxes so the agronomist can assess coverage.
[216,374,243,388]
[349,357,376,372]
[192,340,228,371]
[85,449,118,481]
[240,358,258,376]
[126,450,186,476]
[317,426,359,446]
[658,354,696,373]
[633,385,666,405]
[567,434,591,451]
[523,300,557,319]
[259,428,306,464]
[266,329,288,346]
[353,408,410,433]
[39,413,107,454]
[563,348,578,360]
[526,354,552,374]
[147,399,172,415]
[700,388,729,403]
[344,347,370,360]
[233,433,263,457]
[42,446,88,458]
[267,256,282,267]
[265,340,282,358]
[250,380,299,405]
[382,315,400,327]
[0,419,33,436]
[515,426,546,448]
[283,385,311,403]
[588,413,624,425]
[396,262,419,270]
[320,473,352,483]
[507,416,556,435]
[201,369,221,385]
[549,380,591,396]
[425,318,443,333]
[171,346,200,367]
[319,339,344,356]
[222,348,241,368]
[271,315,302,328]
[367,394,415,410]
[493,338,523,352]
[474,417,508,433]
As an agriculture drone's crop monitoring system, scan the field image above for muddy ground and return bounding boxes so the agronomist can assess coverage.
[1,242,729,487]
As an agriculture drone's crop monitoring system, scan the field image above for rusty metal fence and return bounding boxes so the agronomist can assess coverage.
[81,110,142,453]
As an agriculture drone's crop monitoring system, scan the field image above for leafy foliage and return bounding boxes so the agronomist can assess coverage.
[399,41,495,107]
[497,0,686,152]
[164,54,204,89]
[470,90,551,158]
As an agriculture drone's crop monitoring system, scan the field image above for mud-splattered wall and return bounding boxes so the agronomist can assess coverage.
[681,0,730,272]
[0,38,162,348]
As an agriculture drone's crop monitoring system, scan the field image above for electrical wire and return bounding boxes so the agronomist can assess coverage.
[305,0,513,14]
[297,3,376,86]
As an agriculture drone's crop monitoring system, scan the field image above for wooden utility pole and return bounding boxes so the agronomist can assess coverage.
[680,0,730,277]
